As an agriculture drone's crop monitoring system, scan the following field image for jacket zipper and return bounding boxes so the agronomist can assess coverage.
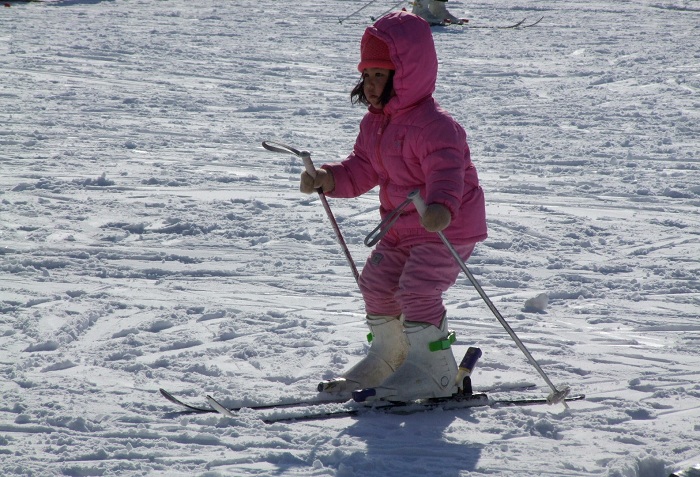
[375,114,391,208]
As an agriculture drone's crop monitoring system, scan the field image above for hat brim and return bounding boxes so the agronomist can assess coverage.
[358,59,396,72]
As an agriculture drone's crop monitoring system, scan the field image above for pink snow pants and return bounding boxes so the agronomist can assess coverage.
[358,237,475,326]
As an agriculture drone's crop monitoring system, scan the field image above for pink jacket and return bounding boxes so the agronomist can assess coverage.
[325,12,487,247]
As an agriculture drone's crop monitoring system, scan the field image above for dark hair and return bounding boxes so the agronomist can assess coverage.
[351,70,395,107]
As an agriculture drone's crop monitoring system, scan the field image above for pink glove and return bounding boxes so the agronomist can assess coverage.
[421,203,451,232]
[300,169,335,194]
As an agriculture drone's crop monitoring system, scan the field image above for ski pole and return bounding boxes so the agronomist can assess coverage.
[261,141,360,284]
[338,0,379,24]
[370,0,407,22]
[408,190,570,405]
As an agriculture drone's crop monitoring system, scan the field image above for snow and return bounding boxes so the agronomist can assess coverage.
[1,0,698,475]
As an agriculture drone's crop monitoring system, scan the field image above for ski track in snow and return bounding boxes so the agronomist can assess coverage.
[1,0,699,476]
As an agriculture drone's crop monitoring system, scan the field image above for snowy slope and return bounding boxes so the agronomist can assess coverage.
[1,0,699,476]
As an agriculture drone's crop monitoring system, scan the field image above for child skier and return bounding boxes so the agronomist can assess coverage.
[300,11,487,402]
[412,0,465,25]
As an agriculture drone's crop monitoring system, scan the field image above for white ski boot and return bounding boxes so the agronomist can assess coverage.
[428,0,465,25]
[318,314,409,398]
[353,315,459,402]
[411,0,446,26]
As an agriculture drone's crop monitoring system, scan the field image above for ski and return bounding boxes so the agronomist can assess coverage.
[160,388,213,412]
[465,16,544,29]
[206,392,586,424]
[206,395,235,417]
[160,382,537,414]
[520,16,545,28]
[670,464,700,477]
[160,387,347,413]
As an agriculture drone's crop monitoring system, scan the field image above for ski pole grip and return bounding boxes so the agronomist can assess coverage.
[408,189,427,216]
[300,151,316,178]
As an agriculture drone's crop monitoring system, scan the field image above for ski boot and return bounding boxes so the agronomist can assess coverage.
[353,314,459,402]
[411,0,446,26]
[318,314,409,398]
[428,0,466,25]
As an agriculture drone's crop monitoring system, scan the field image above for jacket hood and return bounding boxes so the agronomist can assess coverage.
[361,12,438,115]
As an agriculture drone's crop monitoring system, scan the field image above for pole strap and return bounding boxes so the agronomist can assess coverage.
[364,198,413,247]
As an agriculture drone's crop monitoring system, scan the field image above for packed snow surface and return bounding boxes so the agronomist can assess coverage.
[1,0,699,476]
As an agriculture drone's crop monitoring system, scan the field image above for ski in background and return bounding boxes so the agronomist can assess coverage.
[670,464,700,477]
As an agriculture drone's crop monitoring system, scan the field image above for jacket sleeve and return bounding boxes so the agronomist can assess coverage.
[322,116,380,198]
[416,118,468,218]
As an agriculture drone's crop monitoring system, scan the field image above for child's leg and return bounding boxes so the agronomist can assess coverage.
[358,241,410,317]
[319,242,411,396]
[356,242,477,402]
[397,242,475,326]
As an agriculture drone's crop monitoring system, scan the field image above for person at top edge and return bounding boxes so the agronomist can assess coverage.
[300,11,487,402]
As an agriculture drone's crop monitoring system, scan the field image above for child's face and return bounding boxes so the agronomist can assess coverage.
[362,68,393,109]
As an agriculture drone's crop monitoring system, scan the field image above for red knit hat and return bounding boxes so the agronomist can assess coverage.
[357,34,395,72]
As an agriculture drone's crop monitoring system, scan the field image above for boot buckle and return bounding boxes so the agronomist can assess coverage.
[428,331,456,352]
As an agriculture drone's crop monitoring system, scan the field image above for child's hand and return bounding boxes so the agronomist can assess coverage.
[300,168,335,194]
[421,204,451,232]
